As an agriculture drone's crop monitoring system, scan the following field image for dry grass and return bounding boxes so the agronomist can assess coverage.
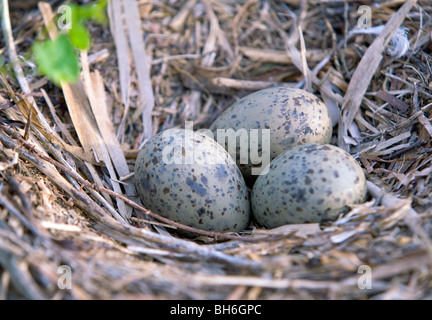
[0,0,432,299]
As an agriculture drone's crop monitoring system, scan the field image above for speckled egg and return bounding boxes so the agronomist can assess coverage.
[134,129,250,233]
[209,87,332,182]
[251,144,367,228]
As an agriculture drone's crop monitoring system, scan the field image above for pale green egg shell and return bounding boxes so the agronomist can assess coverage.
[135,129,250,233]
[251,144,367,228]
[209,87,332,182]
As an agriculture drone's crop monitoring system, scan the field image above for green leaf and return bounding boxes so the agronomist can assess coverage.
[31,1,108,85]
[32,35,80,86]
[69,18,91,50]
[79,0,108,25]
[64,4,91,50]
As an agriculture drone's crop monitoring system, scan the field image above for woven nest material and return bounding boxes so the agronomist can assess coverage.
[0,0,432,299]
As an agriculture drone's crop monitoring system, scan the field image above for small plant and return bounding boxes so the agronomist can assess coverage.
[32,0,108,86]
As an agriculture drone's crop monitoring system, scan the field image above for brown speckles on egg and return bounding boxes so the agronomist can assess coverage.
[135,129,250,233]
[251,144,367,228]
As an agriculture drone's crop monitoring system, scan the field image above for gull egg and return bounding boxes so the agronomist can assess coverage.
[210,87,332,182]
[251,144,367,228]
[135,129,250,233]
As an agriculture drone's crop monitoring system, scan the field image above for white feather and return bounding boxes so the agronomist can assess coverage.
[349,25,410,58]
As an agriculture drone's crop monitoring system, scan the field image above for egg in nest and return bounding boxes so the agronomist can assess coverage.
[135,129,250,233]
[210,87,333,182]
[251,144,367,228]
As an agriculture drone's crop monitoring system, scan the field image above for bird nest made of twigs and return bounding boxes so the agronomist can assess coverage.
[0,0,431,300]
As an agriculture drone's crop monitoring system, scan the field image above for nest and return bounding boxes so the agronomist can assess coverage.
[0,0,432,299]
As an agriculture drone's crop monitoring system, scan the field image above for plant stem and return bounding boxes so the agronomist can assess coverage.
[1,0,30,93]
